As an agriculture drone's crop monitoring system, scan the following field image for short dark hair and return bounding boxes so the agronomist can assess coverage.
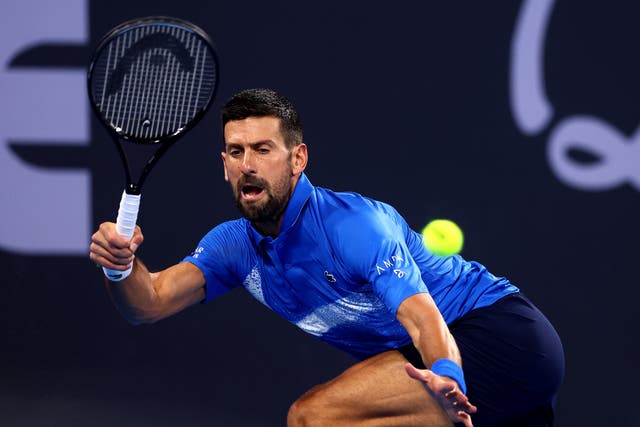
[221,88,303,148]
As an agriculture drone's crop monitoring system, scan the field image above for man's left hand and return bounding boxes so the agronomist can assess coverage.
[405,362,477,427]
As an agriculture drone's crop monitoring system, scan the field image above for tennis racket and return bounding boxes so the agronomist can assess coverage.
[88,16,219,281]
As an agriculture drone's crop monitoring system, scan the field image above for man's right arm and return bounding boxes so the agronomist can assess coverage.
[89,222,206,325]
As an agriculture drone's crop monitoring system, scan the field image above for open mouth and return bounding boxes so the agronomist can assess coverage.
[241,184,265,201]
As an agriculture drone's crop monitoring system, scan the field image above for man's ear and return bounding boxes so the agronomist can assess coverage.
[221,152,229,181]
[291,143,308,175]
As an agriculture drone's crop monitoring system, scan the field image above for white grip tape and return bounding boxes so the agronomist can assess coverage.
[103,191,141,282]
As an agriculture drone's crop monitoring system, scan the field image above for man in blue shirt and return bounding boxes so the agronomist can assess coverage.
[90,88,564,427]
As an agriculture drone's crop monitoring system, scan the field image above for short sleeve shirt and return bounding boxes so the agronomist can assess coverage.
[183,174,518,359]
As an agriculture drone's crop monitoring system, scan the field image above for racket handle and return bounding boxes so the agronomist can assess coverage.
[102,191,141,282]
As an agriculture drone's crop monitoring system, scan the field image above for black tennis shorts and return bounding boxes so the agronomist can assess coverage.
[399,292,565,427]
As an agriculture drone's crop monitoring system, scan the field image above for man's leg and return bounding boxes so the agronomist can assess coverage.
[286,350,454,427]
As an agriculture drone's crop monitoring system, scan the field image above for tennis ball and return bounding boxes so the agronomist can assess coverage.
[421,219,464,256]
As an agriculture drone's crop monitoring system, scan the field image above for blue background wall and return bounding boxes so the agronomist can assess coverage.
[2,1,639,426]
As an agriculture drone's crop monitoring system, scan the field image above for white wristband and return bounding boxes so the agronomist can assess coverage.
[103,264,132,282]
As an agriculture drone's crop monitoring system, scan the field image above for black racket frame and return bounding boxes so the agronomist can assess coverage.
[87,16,219,195]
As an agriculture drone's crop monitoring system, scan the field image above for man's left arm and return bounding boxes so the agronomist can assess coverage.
[396,292,477,426]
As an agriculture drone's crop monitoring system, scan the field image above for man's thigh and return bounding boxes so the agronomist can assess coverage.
[287,350,454,427]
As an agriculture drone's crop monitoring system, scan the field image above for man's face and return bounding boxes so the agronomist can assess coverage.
[222,116,306,224]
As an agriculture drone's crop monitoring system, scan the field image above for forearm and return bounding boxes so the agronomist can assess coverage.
[105,259,206,325]
[413,320,460,368]
[397,292,468,395]
[412,309,461,368]
[397,293,461,367]
[105,258,162,325]
[91,222,205,324]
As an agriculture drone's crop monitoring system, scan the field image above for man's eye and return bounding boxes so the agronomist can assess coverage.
[257,148,270,154]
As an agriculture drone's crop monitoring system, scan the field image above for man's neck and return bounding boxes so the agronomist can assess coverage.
[252,219,281,238]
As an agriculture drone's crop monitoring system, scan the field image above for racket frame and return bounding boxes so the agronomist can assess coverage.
[87,16,219,281]
[87,15,219,195]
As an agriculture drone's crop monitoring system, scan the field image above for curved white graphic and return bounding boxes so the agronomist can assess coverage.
[511,0,639,192]
[0,0,89,254]
[510,0,555,135]
[549,116,640,190]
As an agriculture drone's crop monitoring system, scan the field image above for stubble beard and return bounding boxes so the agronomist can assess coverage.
[234,166,293,224]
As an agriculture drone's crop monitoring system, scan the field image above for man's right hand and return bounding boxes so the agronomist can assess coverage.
[89,222,144,271]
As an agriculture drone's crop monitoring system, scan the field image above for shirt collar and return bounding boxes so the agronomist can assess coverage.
[246,172,313,243]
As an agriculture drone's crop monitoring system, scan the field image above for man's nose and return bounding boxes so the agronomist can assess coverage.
[240,151,256,174]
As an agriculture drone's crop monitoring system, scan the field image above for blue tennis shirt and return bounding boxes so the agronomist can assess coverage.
[183,173,518,359]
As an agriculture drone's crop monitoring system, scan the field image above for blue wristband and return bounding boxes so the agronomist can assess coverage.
[430,358,467,395]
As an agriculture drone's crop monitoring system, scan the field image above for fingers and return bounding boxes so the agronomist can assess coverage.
[405,362,477,425]
[89,241,132,270]
[130,225,144,252]
[449,396,476,427]
[447,387,477,414]
[451,396,477,415]
[455,410,474,427]
[450,391,476,406]
[89,222,144,270]
[405,362,433,382]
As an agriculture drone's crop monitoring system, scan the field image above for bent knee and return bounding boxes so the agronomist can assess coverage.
[287,387,334,427]
[287,398,307,427]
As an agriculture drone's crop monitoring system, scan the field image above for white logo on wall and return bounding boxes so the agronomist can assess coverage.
[0,0,89,254]
[510,0,640,191]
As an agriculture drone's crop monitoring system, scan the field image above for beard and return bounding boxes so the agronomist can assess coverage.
[232,166,293,223]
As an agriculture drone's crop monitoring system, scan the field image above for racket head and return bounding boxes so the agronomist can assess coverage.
[88,16,219,144]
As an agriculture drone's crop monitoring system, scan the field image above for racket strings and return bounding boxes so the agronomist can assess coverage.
[92,22,217,141]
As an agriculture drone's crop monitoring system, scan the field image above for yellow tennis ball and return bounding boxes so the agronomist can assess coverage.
[421,219,464,256]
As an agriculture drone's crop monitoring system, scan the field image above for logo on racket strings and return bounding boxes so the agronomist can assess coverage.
[106,32,195,96]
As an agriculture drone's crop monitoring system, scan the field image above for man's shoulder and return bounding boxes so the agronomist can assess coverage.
[310,187,402,243]
[313,186,399,223]
[314,185,381,211]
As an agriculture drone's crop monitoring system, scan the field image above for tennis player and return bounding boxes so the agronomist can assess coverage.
[90,88,564,427]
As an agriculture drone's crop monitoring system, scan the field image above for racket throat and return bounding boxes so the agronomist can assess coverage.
[126,184,142,195]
